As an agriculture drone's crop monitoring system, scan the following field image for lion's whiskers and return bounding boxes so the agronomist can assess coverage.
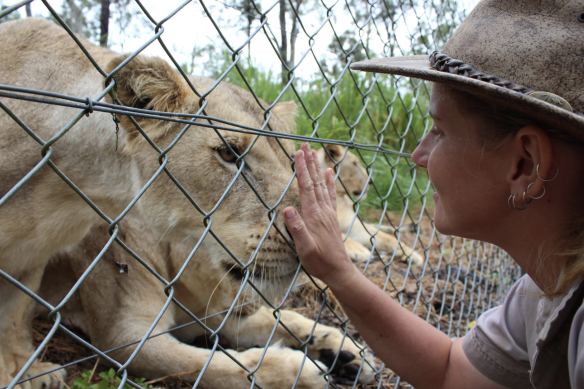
[153,219,176,256]
[204,262,237,348]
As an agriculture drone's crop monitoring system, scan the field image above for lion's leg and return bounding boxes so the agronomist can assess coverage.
[104,331,327,389]
[342,235,372,263]
[337,195,423,266]
[0,352,20,389]
[364,225,424,266]
[221,306,375,384]
[347,221,424,266]
[0,270,66,389]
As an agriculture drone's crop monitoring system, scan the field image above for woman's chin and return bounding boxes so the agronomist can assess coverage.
[433,218,450,235]
[432,207,455,236]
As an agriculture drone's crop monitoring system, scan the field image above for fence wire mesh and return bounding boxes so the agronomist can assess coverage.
[0,0,522,388]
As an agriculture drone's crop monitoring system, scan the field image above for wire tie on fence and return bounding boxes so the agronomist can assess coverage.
[108,77,121,151]
[85,97,93,117]
[112,112,121,151]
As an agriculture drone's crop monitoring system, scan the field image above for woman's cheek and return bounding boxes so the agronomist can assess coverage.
[426,143,455,205]
[426,145,442,188]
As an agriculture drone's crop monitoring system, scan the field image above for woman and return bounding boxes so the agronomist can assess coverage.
[282,0,584,388]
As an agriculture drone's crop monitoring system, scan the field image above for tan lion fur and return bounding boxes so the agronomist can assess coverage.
[0,17,326,389]
[317,144,424,266]
[38,216,375,389]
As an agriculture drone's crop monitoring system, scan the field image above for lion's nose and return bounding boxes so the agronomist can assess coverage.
[352,190,362,196]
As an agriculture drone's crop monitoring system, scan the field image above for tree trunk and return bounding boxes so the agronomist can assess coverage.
[65,0,84,34]
[279,0,288,86]
[244,0,253,37]
[100,0,110,47]
[289,0,302,68]
[25,3,31,17]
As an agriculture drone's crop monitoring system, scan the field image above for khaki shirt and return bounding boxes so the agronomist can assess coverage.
[462,275,584,388]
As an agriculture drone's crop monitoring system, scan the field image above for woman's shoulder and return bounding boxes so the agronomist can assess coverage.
[569,295,584,389]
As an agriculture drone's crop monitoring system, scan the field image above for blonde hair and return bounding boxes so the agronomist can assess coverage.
[448,87,584,296]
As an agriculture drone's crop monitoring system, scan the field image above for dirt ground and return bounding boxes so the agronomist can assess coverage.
[29,209,517,389]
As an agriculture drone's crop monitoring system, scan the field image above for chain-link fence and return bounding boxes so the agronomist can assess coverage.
[0,0,522,388]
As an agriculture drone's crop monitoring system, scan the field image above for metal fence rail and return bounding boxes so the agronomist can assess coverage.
[0,0,521,388]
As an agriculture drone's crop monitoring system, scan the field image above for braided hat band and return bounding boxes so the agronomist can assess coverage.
[429,51,578,115]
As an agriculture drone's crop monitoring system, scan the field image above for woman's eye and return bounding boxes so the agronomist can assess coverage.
[219,148,238,163]
[431,126,442,138]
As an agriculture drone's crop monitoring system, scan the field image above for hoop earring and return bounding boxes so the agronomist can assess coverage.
[522,190,532,205]
[536,161,559,182]
[508,193,529,211]
[526,182,546,200]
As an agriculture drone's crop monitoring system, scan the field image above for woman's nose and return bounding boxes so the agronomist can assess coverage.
[411,143,428,168]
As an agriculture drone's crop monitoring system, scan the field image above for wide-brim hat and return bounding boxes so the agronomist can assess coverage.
[351,0,584,138]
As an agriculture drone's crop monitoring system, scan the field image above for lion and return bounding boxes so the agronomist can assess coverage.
[317,144,424,266]
[37,216,375,389]
[0,18,371,389]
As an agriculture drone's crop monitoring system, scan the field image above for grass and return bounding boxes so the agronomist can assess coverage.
[71,369,152,389]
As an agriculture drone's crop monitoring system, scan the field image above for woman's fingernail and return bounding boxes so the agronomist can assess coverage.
[284,208,297,219]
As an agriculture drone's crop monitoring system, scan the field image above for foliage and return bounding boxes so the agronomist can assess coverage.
[50,0,100,39]
[71,369,152,389]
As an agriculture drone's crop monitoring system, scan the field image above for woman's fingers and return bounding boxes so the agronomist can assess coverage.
[312,149,333,208]
[295,149,320,213]
[283,206,316,255]
[301,143,327,207]
[326,168,337,211]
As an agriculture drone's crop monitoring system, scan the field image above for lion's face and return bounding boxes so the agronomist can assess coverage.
[317,144,369,198]
[107,55,301,296]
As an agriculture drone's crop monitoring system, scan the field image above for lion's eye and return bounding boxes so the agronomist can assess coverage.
[218,147,238,163]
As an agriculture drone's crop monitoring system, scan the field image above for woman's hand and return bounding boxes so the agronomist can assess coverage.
[283,142,356,285]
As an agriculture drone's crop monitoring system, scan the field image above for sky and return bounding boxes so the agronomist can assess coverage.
[1,0,479,83]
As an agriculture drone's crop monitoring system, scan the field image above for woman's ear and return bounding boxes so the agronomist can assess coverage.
[507,125,553,199]
[105,54,192,149]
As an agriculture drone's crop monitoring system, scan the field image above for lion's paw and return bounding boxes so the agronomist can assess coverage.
[394,245,425,267]
[307,326,375,385]
[406,250,425,267]
[343,237,372,263]
[25,361,66,389]
[240,347,328,389]
[375,232,424,267]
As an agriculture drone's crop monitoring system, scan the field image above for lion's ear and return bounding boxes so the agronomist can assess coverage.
[324,143,345,161]
[105,54,191,143]
[271,100,297,134]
